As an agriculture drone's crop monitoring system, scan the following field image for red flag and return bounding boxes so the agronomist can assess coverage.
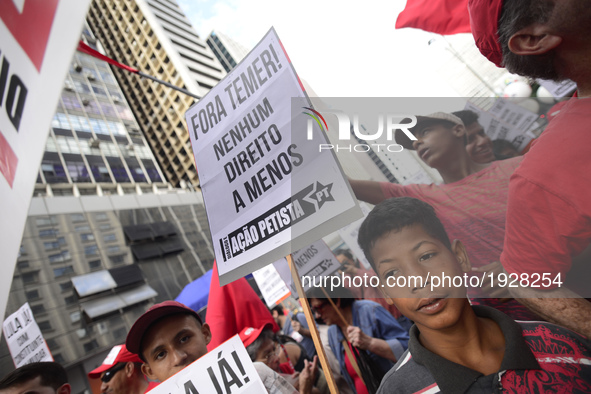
[205,261,279,350]
[77,41,139,73]
[396,0,471,35]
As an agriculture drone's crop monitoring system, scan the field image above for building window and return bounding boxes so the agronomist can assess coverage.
[49,251,71,263]
[106,245,120,254]
[54,266,74,278]
[83,340,99,352]
[22,272,38,284]
[39,229,58,238]
[95,213,108,221]
[53,354,65,363]
[80,233,95,242]
[70,311,81,323]
[66,161,91,183]
[41,162,68,184]
[65,295,77,305]
[104,233,116,242]
[44,241,59,251]
[17,261,29,270]
[71,213,86,223]
[30,304,46,315]
[75,225,91,232]
[26,290,40,300]
[36,217,57,227]
[109,254,127,265]
[38,321,52,332]
[113,327,127,340]
[88,260,102,270]
[84,244,99,256]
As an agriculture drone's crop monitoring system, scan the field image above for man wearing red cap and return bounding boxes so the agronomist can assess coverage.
[125,300,300,394]
[88,344,154,394]
[469,0,591,337]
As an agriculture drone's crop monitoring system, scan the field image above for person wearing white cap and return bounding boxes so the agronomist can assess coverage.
[349,112,540,322]
[87,344,154,394]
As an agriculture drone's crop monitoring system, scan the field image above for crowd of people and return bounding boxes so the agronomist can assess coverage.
[2,0,591,393]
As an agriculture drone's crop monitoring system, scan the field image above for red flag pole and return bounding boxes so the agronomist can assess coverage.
[76,41,201,100]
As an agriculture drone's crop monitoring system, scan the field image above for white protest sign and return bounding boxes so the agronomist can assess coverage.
[3,303,52,367]
[537,78,577,98]
[185,28,360,285]
[273,240,341,297]
[338,202,372,269]
[150,335,266,394]
[465,101,535,151]
[252,264,291,307]
[0,0,91,327]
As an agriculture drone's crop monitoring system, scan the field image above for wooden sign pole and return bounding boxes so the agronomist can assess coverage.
[287,254,339,394]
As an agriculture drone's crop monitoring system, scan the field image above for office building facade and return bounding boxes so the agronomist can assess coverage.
[86,0,227,187]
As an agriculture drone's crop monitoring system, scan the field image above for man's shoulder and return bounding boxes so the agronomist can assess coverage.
[377,350,439,394]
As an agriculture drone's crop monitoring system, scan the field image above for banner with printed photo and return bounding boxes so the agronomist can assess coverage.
[3,303,52,367]
[185,28,360,285]
[150,335,266,394]
[464,99,537,151]
[0,0,91,327]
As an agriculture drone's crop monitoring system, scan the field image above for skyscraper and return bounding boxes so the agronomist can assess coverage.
[206,30,250,72]
[86,0,227,187]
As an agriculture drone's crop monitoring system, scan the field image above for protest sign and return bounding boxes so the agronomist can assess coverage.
[185,28,360,285]
[252,264,291,307]
[537,78,577,98]
[3,303,52,367]
[465,100,536,151]
[273,240,341,297]
[0,0,91,328]
[150,335,266,394]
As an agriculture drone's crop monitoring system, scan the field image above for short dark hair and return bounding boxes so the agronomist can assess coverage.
[0,362,68,390]
[452,110,479,127]
[306,285,356,308]
[357,197,451,272]
[245,328,276,362]
[497,0,558,79]
[271,304,284,315]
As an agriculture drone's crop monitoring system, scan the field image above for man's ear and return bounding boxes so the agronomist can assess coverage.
[124,361,135,377]
[201,323,212,346]
[451,239,471,272]
[57,383,71,394]
[508,24,562,56]
[141,363,158,382]
[452,124,466,139]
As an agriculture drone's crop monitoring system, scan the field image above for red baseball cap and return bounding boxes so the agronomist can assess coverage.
[126,300,203,356]
[88,344,142,379]
[238,323,273,348]
[468,0,504,67]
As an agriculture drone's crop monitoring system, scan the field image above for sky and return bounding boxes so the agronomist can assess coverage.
[176,0,461,98]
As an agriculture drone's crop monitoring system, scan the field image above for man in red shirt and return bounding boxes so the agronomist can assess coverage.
[469,0,591,337]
